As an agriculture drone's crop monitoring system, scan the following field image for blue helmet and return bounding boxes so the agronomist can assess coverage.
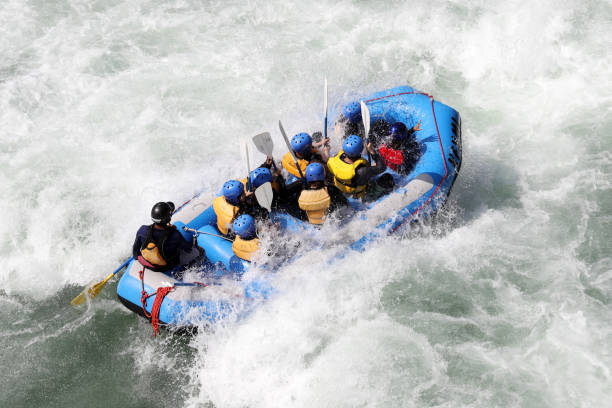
[249,167,272,189]
[342,101,361,123]
[222,180,244,205]
[290,132,312,155]
[305,162,325,183]
[389,122,409,141]
[233,214,256,239]
[343,135,364,158]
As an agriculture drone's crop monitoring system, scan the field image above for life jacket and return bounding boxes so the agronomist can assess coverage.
[212,196,239,235]
[140,225,174,269]
[281,152,309,179]
[298,188,331,224]
[378,145,404,172]
[326,150,369,197]
[232,236,260,261]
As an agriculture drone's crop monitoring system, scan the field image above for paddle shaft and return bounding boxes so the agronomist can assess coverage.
[278,121,307,184]
[324,77,328,141]
[113,257,133,277]
[243,141,252,191]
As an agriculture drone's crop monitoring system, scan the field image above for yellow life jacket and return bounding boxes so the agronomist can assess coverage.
[298,188,331,224]
[326,150,368,197]
[140,225,174,267]
[282,152,309,179]
[212,196,239,235]
[232,236,260,261]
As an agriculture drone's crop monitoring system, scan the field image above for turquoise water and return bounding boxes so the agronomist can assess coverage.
[1,0,611,407]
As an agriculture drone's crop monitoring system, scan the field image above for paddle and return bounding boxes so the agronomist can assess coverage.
[278,120,307,184]
[254,182,273,212]
[241,138,252,191]
[70,257,133,305]
[360,100,372,164]
[252,132,278,171]
[323,77,328,142]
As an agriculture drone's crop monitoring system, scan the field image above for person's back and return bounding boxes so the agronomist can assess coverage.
[326,135,387,199]
[297,163,332,225]
[132,202,193,272]
[231,214,260,261]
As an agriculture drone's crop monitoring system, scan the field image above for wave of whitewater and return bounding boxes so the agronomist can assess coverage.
[1,0,611,407]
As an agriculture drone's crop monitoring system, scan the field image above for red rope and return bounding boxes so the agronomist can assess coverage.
[150,286,173,337]
[139,268,153,318]
[139,266,174,336]
[138,267,208,336]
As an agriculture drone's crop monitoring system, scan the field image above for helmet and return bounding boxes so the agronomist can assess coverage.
[305,162,325,183]
[222,180,244,205]
[233,214,256,239]
[342,101,361,123]
[343,135,364,158]
[151,202,174,224]
[290,132,312,156]
[389,122,409,141]
[249,167,273,189]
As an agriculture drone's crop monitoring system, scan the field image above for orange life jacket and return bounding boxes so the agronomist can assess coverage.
[232,236,260,261]
[298,188,331,224]
[212,196,239,235]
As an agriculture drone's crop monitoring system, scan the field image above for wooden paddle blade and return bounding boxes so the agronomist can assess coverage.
[70,291,87,306]
[254,182,273,212]
[252,132,274,157]
[70,273,113,306]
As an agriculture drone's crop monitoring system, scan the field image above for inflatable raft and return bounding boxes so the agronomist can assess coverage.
[116,85,462,333]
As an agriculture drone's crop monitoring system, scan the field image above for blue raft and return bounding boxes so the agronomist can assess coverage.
[116,85,462,331]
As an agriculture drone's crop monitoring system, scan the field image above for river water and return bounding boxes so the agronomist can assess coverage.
[1,0,611,407]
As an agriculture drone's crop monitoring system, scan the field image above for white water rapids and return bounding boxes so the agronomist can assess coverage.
[1,1,611,407]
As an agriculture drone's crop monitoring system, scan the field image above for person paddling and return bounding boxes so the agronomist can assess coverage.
[281,132,326,180]
[132,202,195,273]
[325,135,391,199]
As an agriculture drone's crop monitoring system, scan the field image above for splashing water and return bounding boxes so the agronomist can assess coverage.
[1,0,611,407]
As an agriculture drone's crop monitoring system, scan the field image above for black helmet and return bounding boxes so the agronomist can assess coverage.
[151,202,174,224]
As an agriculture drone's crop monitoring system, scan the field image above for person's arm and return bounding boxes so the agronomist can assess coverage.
[353,145,386,185]
[318,139,331,162]
[282,179,304,198]
[132,226,145,259]
[132,236,142,259]
[258,156,275,170]
[176,228,194,252]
